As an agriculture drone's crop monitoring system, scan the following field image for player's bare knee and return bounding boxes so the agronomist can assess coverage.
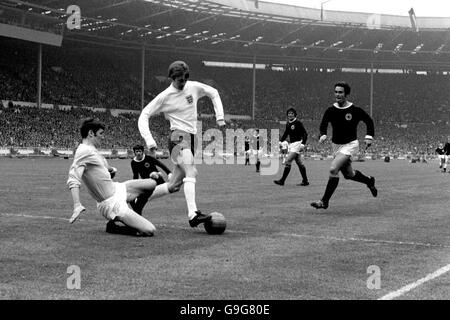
[141,225,156,236]
[341,169,355,179]
[329,166,340,176]
[184,166,197,178]
[342,172,351,179]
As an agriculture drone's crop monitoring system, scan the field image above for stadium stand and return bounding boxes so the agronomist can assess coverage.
[1,37,449,156]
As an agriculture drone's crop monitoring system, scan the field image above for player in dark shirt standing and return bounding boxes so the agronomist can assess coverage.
[311,82,377,209]
[251,129,263,173]
[435,143,446,171]
[130,145,173,215]
[244,136,250,165]
[442,138,450,172]
[274,108,309,186]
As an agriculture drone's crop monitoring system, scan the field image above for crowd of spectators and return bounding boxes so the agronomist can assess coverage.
[1,38,450,155]
[0,104,169,149]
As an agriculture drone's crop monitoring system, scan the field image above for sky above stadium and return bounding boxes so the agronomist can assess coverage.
[266,0,450,17]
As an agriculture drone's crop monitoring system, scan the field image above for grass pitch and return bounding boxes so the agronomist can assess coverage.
[0,157,448,300]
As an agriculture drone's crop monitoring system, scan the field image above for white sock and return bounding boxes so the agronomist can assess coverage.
[183,177,197,220]
[148,183,169,201]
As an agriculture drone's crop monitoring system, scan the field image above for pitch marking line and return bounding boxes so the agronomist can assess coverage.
[378,264,450,300]
[1,213,449,249]
[1,213,71,222]
[277,232,450,248]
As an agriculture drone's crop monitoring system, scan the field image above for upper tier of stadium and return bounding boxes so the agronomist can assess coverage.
[1,0,450,68]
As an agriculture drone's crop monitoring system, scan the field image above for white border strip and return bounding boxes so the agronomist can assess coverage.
[378,264,450,300]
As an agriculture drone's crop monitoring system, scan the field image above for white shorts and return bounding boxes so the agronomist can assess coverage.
[252,149,263,157]
[438,155,447,161]
[97,182,129,220]
[289,141,305,154]
[332,140,359,158]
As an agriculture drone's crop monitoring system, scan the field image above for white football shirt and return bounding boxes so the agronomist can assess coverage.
[138,80,224,149]
[67,143,115,203]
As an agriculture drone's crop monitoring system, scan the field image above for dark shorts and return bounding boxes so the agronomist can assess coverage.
[168,130,197,162]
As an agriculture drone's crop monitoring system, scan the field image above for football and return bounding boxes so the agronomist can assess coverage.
[204,212,226,235]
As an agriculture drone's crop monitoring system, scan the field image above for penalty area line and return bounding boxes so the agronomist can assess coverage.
[378,264,450,300]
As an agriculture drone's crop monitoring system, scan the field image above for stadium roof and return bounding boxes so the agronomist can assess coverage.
[2,0,450,68]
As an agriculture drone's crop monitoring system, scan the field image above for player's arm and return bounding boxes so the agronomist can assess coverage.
[150,156,171,175]
[197,82,225,126]
[131,161,139,179]
[138,95,165,150]
[67,164,86,223]
[318,108,331,143]
[444,144,450,154]
[280,124,288,142]
[359,108,375,147]
[300,122,308,145]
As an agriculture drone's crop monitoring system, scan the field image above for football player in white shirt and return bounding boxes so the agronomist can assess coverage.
[138,61,226,228]
[67,118,176,236]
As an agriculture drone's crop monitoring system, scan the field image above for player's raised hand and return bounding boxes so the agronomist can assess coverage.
[217,119,226,127]
[319,135,327,144]
[69,204,86,224]
[145,137,157,151]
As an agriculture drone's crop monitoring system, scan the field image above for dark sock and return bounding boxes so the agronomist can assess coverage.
[299,164,308,182]
[280,165,291,182]
[322,177,339,203]
[131,195,150,215]
[106,221,138,236]
[351,170,371,185]
[256,160,260,171]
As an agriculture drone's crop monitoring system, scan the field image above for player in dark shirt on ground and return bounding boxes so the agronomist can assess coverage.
[274,108,309,186]
[130,144,173,215]
[311,82,377,209]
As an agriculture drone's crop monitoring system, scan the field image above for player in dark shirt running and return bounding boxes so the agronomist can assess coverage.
[311,82,377,210]
[274,108,309,186]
